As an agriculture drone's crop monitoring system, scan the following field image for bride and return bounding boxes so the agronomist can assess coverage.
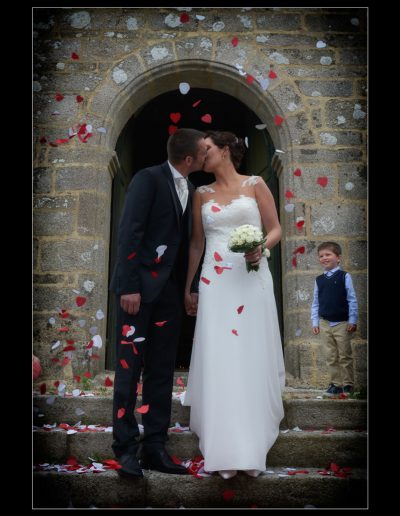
[183,130,285,479]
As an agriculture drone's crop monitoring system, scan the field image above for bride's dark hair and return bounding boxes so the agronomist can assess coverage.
[205,131,246,169]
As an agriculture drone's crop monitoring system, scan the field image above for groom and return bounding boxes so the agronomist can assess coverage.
[110,128,207,477]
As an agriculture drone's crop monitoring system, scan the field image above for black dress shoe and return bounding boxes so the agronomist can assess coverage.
[140,447,188,475]
[117,453,143,478]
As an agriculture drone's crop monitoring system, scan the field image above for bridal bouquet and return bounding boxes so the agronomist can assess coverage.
[228,224,270,272]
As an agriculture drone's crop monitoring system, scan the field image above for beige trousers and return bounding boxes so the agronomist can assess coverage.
[320,319,354,386]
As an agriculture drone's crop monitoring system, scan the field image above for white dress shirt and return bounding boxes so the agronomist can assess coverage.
[168,161,188,212]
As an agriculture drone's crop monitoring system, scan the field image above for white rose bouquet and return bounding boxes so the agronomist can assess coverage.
[228,224,270,272]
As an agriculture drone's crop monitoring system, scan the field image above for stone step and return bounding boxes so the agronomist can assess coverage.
[33,392,367,430]
[33,468,367,508]
[33,427,367,467]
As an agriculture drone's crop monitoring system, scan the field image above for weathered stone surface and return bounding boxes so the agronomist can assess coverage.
[256,12,301,30]
[56,167,112,194]
[77,192,110,237]
[34,168,53,194]
[292,147,362,163]
[325,99,367,129]
[348,240,367,270]
[295,80,352,97]
[319,131,362,146]
[338,164,367,199]
[263,48,336,66]
[33,211,74,236]
[202,11,256,32]
[311,203,366,236]
[34,195,77,210]
[40,240,106,273]
[175,36,213,59]
[285,113,315,145]
[339,49,367,65]
[304,13,365,32]
[286,66,366,78]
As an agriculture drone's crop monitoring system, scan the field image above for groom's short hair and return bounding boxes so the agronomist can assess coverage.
[167,128,205,164]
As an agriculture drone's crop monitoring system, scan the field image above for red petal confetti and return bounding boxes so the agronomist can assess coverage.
[60,311,70,319]
[201,114,212,124]
[40,383,47,394]
[214,265,224,275]
[104,376,113,387]
[170,454,183,465]
[63,345,76,352]
[54,381,60,388]
[150,271,158,278]
[117,408,126,419]
[296,220,305,230]
[223,490,235,502]
[285,190,294,199]
[120,359,129,369]
[177,376,185,388]
[192,99,202,108]
[136,404,150,414]
[170,112,181,124]
[39,136,47,144]
[91,354,100,359]
[76,95,84,103]
[246,74,254,85]
[317,176,328,187]
[83,372,92,379]
[86,340,94,349]
[232,329,239,336]
[58,326,69,332]
[274,115,284,126]
[127,251,137,260]
[103,459,122,470]
[200,276,210,285]
[287,469,309,475]
[74,375,81,382]
[293,168,302,177]
[122,325,134,337]
[268,70,278,79]
[51,358,60,363]
[231,37,239,47]
[133,344,139,355]
[55,93,64,101]
[76,296,87,307]
[292,256,297,267]
[214,251,223,262]
[62,357,71,366]
[180,12,189,23]
[67,456,79,466]
[294,246,305,254]
[155,321,168,327]
[237,305,244,314]
[211,205,221,212]
[168,125,178,135]
[71,52,79,60]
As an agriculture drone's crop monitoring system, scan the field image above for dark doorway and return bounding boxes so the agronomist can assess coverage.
[106,87,282,370]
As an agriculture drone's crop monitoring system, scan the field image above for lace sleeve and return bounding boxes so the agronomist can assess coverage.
[197,185,216,193]
[241,176,261,187]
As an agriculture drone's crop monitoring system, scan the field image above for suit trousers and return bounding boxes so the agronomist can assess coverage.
[320,319,354,386]
[112,276,183,458]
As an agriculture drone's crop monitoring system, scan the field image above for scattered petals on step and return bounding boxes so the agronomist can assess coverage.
[169,422,190,433]
[182,455,210,478]
[287,469,309,475]
[292,426,302,432]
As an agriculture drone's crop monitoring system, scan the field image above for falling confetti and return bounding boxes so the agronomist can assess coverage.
[211,205,221,212]
[180,13,189,23]
[231,37,239,47]
[274,115,284,126]
[201,276,210,285]
[71,52,79,60]
[117,408,126,419]
[179,82,190,95]
[168,125,178,135]
[268,70,278,79]
[201,114,212,124]
[237,305,244,314]
[136,404,150,414]
[293,168,302,177]
[246,74,254,85]
[76,296,87,307]
[232,329,239,336]
[155,321,168,327]
[214,251,223,262]
[317,176,328,187]
[170,112,181,124]
[76,95,84,103]
[284,204,295,213]
[192,99,202,108]
[127,251,137,260]
[285,190,294,199]
[255,124,267,130]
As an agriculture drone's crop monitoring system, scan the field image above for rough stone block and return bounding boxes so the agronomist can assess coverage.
[202,11,255,32]
[281,202,306,238]
[34,168,53,194]
[263,48,336,66]
[33,211,74,236]
[325,99,367,129]
[304,13,364,32]
[338,164,367,199]
[284,274,316,311]
[319,131,362,146]
[285,113,315,145]
[295,80,352,97]
[292,147,363,163]
[286,65,366,79]
[284,340,329,388]
[284,239,320,272]
[269,83,302,114]
[256,12,301,30]
[311,203,366,236]
[85,38,139,61]
[284,165,336,201]
[352,341,367,389]
[56,167,112,194]
[348,240,367,270]
[77,192,110,237]
[176,36,213,59]
[34,195,77,210]
[40,240,106,273]
[339,49,367,65]
[33,93,81,125]
[140,42,175,68]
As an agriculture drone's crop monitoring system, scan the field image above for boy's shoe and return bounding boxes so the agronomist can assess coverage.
[343,384,354,394]
[325,383,343,395]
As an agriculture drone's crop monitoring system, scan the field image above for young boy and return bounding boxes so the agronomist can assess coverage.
[311,242,358,395]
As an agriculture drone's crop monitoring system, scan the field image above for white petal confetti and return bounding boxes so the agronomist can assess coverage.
[78,319,86,328]
[96,127,107,134]
[92,334,103,348]
[48,317,56,325]
[284,204,295,213]
[46,396,57,405]
[196,15,205,20]
[345,182,354,191]
[51,340,61,351]
[316,40,326,48]
[83,280,95,292]
[72,289,80,294]
[292,426,302,432]
[255,124,267,130]
[95,309,105,320]
[179,82,190,95]
[72,389,81,397]
[244,137,249,148]
[89,326,98,335]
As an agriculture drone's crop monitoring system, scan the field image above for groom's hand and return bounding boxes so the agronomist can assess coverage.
[244,245,262,266]
[120,293,141,315]
[185,292,198,316]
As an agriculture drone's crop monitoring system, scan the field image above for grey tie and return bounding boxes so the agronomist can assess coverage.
[175,177,188,212]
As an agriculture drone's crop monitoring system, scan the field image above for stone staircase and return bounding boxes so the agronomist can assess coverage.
[33,381,367,509]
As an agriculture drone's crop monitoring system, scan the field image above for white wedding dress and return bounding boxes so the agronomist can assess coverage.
[183,179,285,473]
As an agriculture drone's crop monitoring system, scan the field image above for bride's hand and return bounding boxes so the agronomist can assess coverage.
[244,245,263,267]
[185,292,198,316]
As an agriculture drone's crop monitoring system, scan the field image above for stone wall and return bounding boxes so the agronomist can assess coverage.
[33,7,367,388]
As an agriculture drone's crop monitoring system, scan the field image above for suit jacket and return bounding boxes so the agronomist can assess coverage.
[110,161,196,303]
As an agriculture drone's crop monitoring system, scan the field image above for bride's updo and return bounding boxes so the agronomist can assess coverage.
[205,131,246,169]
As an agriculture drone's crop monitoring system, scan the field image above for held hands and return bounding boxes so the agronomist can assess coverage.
[347,323,357,333]
[185,292,198,316]
[244,244,263,267]
[312,327,320,335]
[120,293,141,315]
